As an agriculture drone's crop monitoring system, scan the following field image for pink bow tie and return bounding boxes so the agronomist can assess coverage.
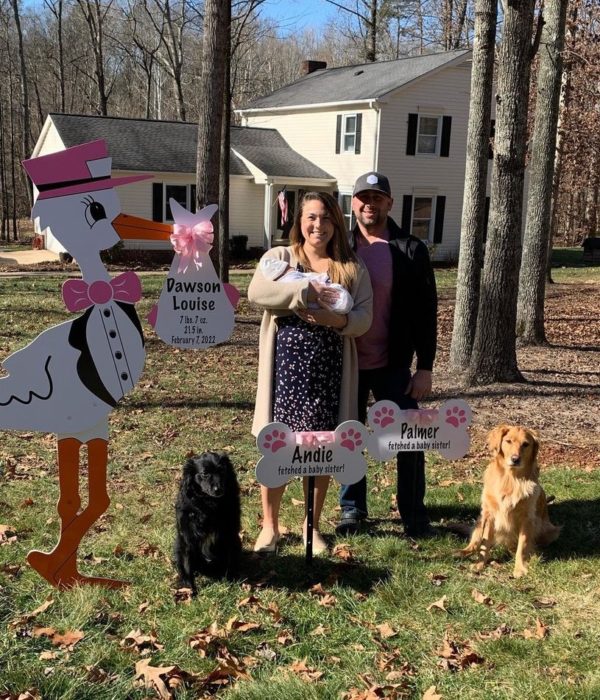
[171,221,214,273]
[62,271,142,312]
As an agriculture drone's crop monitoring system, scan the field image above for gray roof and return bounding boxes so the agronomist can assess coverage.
[244,50,471,109]
[47,113,333,180]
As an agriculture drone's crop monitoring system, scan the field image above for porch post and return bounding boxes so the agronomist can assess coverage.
[264,181,273,249]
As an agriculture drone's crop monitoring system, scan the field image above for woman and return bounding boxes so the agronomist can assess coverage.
[249,191,373,554]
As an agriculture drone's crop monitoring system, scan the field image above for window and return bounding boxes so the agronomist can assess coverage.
[411,196,434,239]
[417,116,441,155]
[343,115,357,152]
[335,113,362,154]
[339,193,356,231]
[163,183,196,222]
[406,114,452,157]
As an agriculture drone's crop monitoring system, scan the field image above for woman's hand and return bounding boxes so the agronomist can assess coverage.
[296,305,347,329]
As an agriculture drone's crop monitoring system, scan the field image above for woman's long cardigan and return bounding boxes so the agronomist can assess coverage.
[248,246,373,436]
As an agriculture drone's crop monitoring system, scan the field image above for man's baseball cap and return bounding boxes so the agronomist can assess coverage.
[352,172,392,197]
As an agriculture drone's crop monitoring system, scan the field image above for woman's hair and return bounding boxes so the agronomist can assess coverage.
[289,191,359,290]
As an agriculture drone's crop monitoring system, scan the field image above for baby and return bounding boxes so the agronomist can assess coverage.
[260,258,353,314]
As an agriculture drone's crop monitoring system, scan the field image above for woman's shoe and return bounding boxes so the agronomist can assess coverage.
[253,528,280,553]
[303,529,328,555]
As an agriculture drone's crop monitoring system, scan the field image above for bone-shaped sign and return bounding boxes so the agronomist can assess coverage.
[367,399,472,461]
[255,421,368,488]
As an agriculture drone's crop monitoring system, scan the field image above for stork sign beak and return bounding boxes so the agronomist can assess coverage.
[112,213,172,241]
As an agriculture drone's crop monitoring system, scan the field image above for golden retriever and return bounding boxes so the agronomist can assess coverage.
[457,425,560,577]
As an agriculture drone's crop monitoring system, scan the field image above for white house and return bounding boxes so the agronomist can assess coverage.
[32,49,494,260]
[31,113,336,254]
[237,49,491,261]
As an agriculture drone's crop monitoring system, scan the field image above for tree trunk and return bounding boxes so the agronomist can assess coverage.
[466,0,537,385]
[367,0,377,61]
[517,0,568,345]
[196,0,227,277]
[219,0,231,283]
[449,0,497,372]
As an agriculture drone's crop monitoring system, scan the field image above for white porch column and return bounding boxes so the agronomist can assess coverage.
[263,181,273,249]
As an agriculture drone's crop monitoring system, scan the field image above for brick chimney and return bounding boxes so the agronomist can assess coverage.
[301,60,327,75]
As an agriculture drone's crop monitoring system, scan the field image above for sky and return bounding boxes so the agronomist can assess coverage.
[259,0,338,34]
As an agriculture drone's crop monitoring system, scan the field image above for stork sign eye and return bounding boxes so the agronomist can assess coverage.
[82,196,107,227]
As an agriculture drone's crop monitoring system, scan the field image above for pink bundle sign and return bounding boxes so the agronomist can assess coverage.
[148,199,239,348]
[255,421,369,488]
[367,399,472,461]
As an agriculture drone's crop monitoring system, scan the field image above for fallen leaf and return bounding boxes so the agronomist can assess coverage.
[471,588,493,606]
[276,630,295,646]
[310,624,327,636]
[39,651,59,660]
[21,498,34,508]
[138,601,151,614]
[318,594,337,607]
[532,597,556,609]
[255,641,277,661]
[332,543,355,561]
[120,628,164,653]
[288,659,324,682]
[9,597,53,628]
[376,623,397,639]
[427,595,449,613]
[291,498,304,507]
[427,573,448,587]
[226,617,261,634]
[423,685,443,699]
[51,630,85,649]
[135,659,198,700]
[523,618,550,639]
[174,587,193,605]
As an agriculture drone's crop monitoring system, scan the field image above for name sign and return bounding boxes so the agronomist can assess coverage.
[367,399,472,460]
[151,200,238,348]
[255,421,368,488]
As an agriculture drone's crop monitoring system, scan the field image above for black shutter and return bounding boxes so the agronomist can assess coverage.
[488,119,495,159]
[440,116,452,157]
[401,195,413,233]
[406,113,418,155]
[355,113,362,154]
[152,183,163,222]
[433,195,446,243]
[335,115,342,154]
[190,184,196,213]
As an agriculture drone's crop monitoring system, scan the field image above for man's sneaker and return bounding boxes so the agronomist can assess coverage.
[335,510,366,536]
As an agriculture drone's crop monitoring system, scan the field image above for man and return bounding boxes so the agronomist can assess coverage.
[336,171,438,538]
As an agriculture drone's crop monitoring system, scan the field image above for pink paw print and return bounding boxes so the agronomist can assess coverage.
[263,430,287,453]
[340,428,363,452]
[373,406,395,429]
[446,406,467,428]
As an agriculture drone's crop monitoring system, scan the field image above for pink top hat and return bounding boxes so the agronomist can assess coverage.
[22,140,152,200]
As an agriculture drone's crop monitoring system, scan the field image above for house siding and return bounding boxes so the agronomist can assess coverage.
[377,64,472,261]
[243,107,378,193]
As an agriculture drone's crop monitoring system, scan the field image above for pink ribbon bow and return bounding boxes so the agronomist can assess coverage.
[171,221,214,273]
[62,271,142,312]
[296,431,336,446]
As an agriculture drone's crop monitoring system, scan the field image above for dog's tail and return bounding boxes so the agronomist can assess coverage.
[443,520,475,539]
[537,522,561,547]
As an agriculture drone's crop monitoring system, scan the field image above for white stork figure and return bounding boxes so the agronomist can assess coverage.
[0,140,171,589]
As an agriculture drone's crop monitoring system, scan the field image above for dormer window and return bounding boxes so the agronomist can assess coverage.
[336,113,362,154]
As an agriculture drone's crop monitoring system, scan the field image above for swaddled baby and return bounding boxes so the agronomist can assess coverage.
[260,258,353,314]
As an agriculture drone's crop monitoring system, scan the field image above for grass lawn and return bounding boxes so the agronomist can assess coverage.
[0,263,599,700]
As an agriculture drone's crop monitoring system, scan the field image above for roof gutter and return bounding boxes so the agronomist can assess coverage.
[237,98,377,117]
[370,99,381,172]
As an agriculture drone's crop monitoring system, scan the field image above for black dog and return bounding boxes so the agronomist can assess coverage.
[174,452,242,594]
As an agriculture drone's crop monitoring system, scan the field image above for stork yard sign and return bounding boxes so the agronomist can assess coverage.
[0,140,237,590]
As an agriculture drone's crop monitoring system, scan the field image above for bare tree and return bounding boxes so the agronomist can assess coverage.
[466,0,540,385]
[76,0,115,115]
[43,0,66,112]
[516,0,569,345]
[196,0,227,276]
[449,0,496,372]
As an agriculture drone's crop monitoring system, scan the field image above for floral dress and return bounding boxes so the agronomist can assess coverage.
[272,268,344,432]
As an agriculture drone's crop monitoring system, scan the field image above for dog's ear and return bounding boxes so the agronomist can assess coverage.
[487,425,509,455]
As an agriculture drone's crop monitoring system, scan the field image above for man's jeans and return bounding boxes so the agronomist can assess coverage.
[339,366,430,532]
